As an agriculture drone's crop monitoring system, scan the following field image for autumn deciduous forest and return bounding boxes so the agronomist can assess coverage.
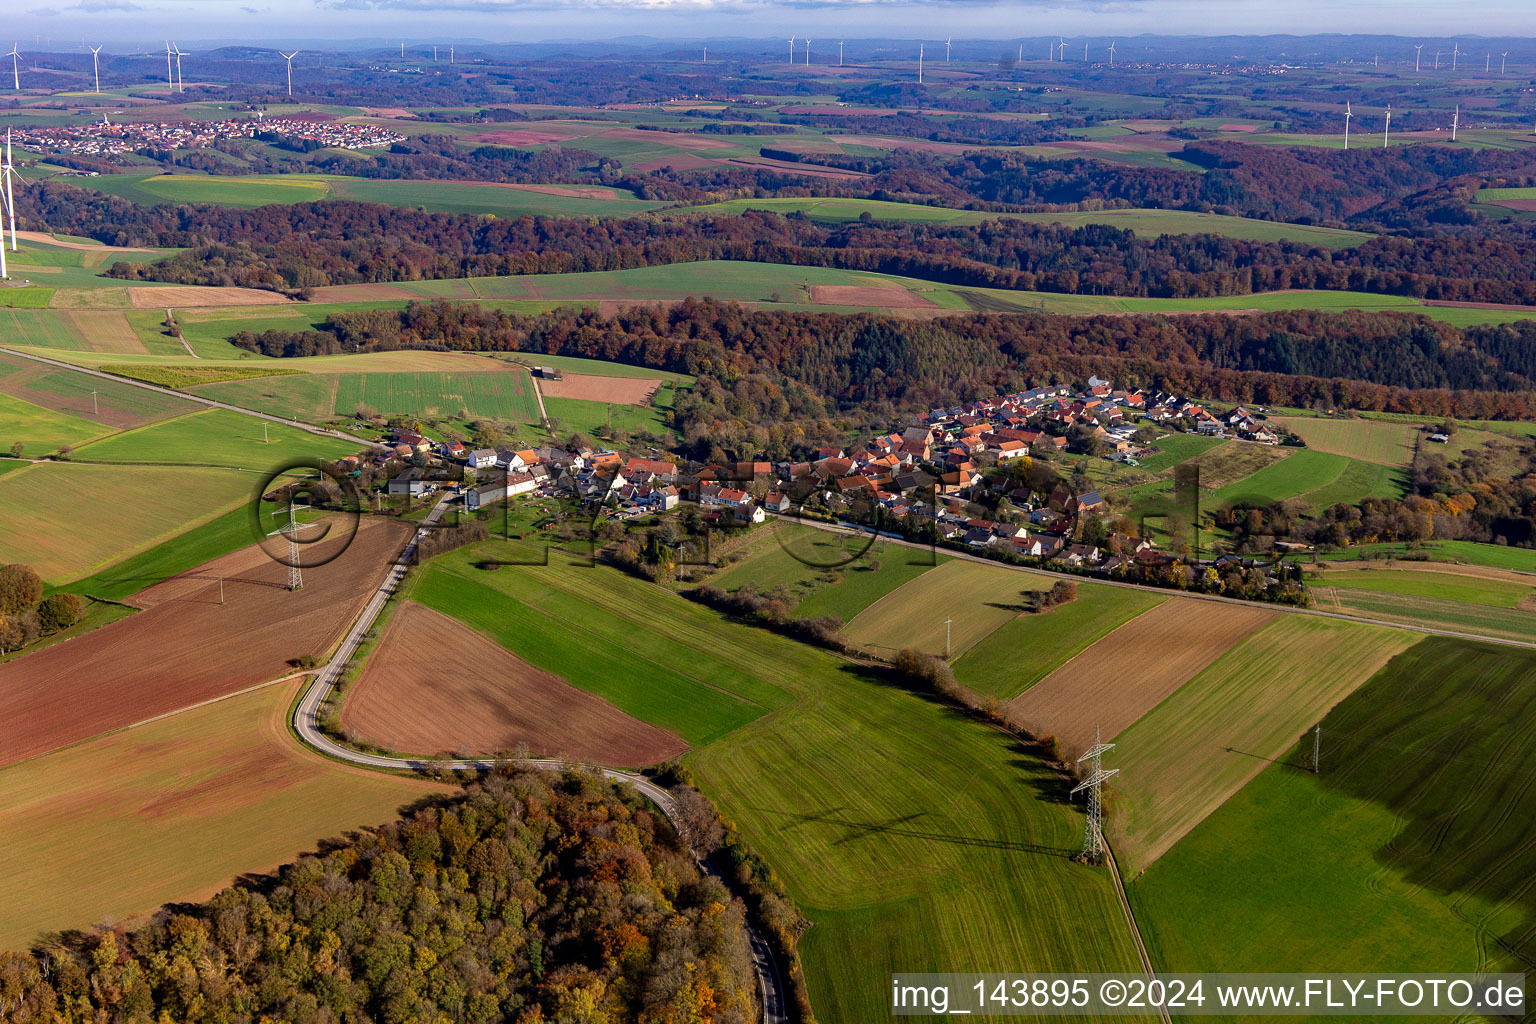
[0,769,758,1024]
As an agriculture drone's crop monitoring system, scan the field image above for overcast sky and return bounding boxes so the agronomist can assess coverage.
[14,0,1536,50]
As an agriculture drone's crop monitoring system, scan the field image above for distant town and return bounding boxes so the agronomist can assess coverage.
[14,116,405,158]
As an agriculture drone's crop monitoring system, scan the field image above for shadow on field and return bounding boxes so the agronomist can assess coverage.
[1221,745,1314,772]
[752,805,1073,858]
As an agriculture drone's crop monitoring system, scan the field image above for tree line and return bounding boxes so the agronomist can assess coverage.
[223,300,1536,464]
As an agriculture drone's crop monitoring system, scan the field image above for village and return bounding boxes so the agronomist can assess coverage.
[358,376,1302,598]
[14,116,405,158]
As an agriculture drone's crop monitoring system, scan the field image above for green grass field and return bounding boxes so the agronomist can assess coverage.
[414,549,792,746]
[0,350,194,428]
[414,542,1146,1021]
[1305,540,1536,572]
[705,522,947,622]
[1270,416,1420,467]
[1130,637,1536,986]
[335,371,541,423]
[498,351,695,382]
[72,409,360,469]
[542,395,668,439]
[1134,433,1227,473]
[0,288,55,309]
[0,391,110,456]
[80,171,670,217]
[1,308,86,348]
[191,368,540,424]
[1308,579,1536,644]
[1315,568,1533,608]
[0,462,257,582]
[58,504,263,602]
[844,559,1052,657]
[681,199,1372,247]
[1110,615,1422,874]
[954,587,1165,699]
[1210,448,1405,509]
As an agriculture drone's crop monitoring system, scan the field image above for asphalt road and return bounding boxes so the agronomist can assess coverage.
[292,494,788,1024]
[0,347,378,448]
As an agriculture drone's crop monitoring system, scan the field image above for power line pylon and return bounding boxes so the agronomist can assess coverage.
[1071,724,1119,865]
[267,497,319,590]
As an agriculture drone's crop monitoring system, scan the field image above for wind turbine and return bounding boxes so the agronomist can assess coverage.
[1108,41,1116,67]
[449,46,453,63]
[89,44,101,94]
[1485,52,1490,73]
[6,44,19,92]
[1343,101,1351,150]
[173,42,183,93]
[432,44,437,61]
[1414,43,1423,72]
[1058,37,1067,61]
[945,36,951,63]
[918,42,924,83]
[805,38,810,66]
[279,50,298,98]
[1382,103,1391,148]
[1434,50,1441,71]
[702,46,706,64]
[1451,42,1459,71]
[787,36,794,66]
[400,41,404,58]
[1502,52,1509,74]
[1017,43,1022,62]
[1452,103,1459,142]
[163,41,174,91]
[1083,41,1089,61]
[2,129,17,257]
[839,40,844,67]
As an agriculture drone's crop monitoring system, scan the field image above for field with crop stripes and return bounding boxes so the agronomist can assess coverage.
[410,542,1147,1023]
[1110,616,1421,874]
[1131,636,1536,985]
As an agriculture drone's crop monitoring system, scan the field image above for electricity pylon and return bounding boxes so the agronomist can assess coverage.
[1071,724,1119,864]
[267,497,319,590]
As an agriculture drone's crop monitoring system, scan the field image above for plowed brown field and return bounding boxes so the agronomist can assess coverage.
[1006,599,1277,753]
[130,286,290,307]
[0,518,410,768]
[339,601,686,765]
[809,284,936,308]
[537,372,662,405]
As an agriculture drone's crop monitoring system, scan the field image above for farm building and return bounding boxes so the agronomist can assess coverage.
[466,472,537,509]
[532,366,564,380]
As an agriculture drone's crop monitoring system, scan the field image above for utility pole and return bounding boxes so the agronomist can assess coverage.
[1071,725,1119,864]
[944,616,952,658]
[90,390,98,416]
[1311,724,1321,774]
[219,575,224,605]
[263,422,268,443]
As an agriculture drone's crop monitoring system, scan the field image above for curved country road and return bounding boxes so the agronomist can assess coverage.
[293,497,788,1024]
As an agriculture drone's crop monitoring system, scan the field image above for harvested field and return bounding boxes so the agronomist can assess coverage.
[466,126,595,145]
[340,601,686,765]
[68,310,148,354]
[808,284,936,308]
[1269,416,1419,467]
[1006,599,1277,753]
[720,158,867,179]
[0,678,446,948]
[129,286,290,308]
[1110,616,1421,874]
[0,518,410,767]
[844,559,1049,657]
[536,372,663,404]
[306,283,410,303]
[1489,199,1536,212]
